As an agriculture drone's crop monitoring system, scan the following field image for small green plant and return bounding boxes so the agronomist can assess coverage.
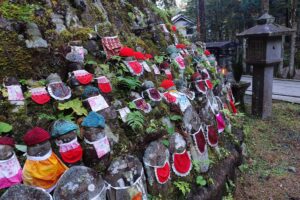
[161,139,169,147]
[126,111,144,131]
[0,122,12,134]
[196,176,207,187]
[169,114,182,121]
[173,181,191,196]
[117,77,141,90]
[192,160,201,172]
[154,55,165,64]
[146,119,160,134]
[58,98,88,116]
[0,2,39,22]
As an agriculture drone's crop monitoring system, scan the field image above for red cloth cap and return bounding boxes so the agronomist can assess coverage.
[176,44,186,49]
[171,25,177,32]
[144,54,153,59]
[119,47,135,57]
[191,72,202,81]
[0,137,15,147]
[23,127,51,146]
[133,51,146,60]
[160,79,175,90]
[204,50,211,56]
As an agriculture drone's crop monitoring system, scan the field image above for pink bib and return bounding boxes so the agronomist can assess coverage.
[0,153,22,189]
[216,113,226,133]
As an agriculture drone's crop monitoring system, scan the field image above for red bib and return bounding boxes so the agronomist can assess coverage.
[195,80,206,94]
[205,79,213,90]
[192,128,207,155]
[127,61,143,76]
[155,161,170,184]
[229,99,237,114]
[207,125,218,147]
[60,145,83,164]
[145,88,161,101]
[30,87,50,105]
[172,150,192,177]
[73,70,93,85]
[97,76,112,93]
[165,69,173,80]
[163,92,177,103]
[133,98,152,113]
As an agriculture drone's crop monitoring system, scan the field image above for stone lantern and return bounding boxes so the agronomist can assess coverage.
[237,13,294,118]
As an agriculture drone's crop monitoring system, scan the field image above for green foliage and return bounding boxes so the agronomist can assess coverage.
[169,114,182,121]
[37,113,57,121]
[0,2,38,22]
[154,56,165,64]
[192,160,201,172]
[167,127,175,135]
[161,139,170,147]
[173,181,191,196]
[196,176,207,186]
[128,102,137,110]
[238,163,249,173]
[117,77,141,90]
[0,122,12,133]
[58,98,88,116]
[126,111,144,131]
[145,119,160,134]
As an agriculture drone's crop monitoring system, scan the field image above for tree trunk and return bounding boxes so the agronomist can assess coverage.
[277,36,285,78]
[261,0,269,13]
[242,38,247,73]
[198,0,206,41]
[288,0,298,78]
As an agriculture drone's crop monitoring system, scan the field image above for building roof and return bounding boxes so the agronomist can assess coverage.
[171,14,195,25]
[206,41,236,49]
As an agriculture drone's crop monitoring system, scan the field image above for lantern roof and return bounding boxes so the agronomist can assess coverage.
[237,13,295,37]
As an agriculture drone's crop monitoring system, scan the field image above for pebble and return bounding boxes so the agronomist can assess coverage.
[287,166,296,173]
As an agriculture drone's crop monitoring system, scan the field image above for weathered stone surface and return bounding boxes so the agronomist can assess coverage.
[105,155,147,200]
[51,13,66,34]
[53,166,106,200]
[169,132,186,154]
[0,145,14,160]
[25,23,48,48]
[0,184,52,200]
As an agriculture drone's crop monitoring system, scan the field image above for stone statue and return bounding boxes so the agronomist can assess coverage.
[53,166,106,200]
[0,137,22,190]
[51,119,83,166]
[22,127,68,192]
[105,155,148,200]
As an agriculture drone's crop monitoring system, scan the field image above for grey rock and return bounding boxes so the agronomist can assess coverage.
[169,132,187,154]
[54,166,106,200]
[0,185,52,200]
[142,80,155,90]
[65,7,82,29]
[287,166,296,173]
[84,40,99,55]
[51,13,66,33]
[104,125,119,144]
[105,155,148,200]
[25,22,48,48]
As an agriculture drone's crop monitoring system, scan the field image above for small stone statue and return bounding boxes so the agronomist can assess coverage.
[51,119,83,166]
[105,155,148,200]
[143,141,171,196]
[0,184,52,200]
[53,166,106,200]
[4,77,24,106]
[169,133,192,177]
[81,112,111,168]
[46,73,72,101]
[0,137,22,190]
[22,127,68,192]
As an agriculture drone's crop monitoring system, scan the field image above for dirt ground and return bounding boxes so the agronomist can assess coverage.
[234,102,300,200]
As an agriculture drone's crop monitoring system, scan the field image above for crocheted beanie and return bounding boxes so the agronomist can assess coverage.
[82,112,105,128]
[160,79,175,90]
[23,127,51,146]
[0,136,15,147]
[82,86,100,99]
[51,119,78,138]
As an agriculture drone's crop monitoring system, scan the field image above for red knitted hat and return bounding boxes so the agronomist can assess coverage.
[171,25,177,32]
[176,44,186,49]
[144,54,153,59]
[119,47,135,57]
[23,127,51,146]
[133,51,146,60]
[191,72,202,81]
[0,136,15,147]
[160,79,175,90]
[204,50,211,56]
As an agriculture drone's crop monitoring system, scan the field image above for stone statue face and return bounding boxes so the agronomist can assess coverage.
[0,145,14,160]
[83,127,105,142]
[27,141,51,157]
[56,131,77,143]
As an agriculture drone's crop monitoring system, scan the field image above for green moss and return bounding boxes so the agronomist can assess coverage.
[0,1,39,22]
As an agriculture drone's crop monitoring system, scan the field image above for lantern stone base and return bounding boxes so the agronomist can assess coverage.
[252,65,274,119]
